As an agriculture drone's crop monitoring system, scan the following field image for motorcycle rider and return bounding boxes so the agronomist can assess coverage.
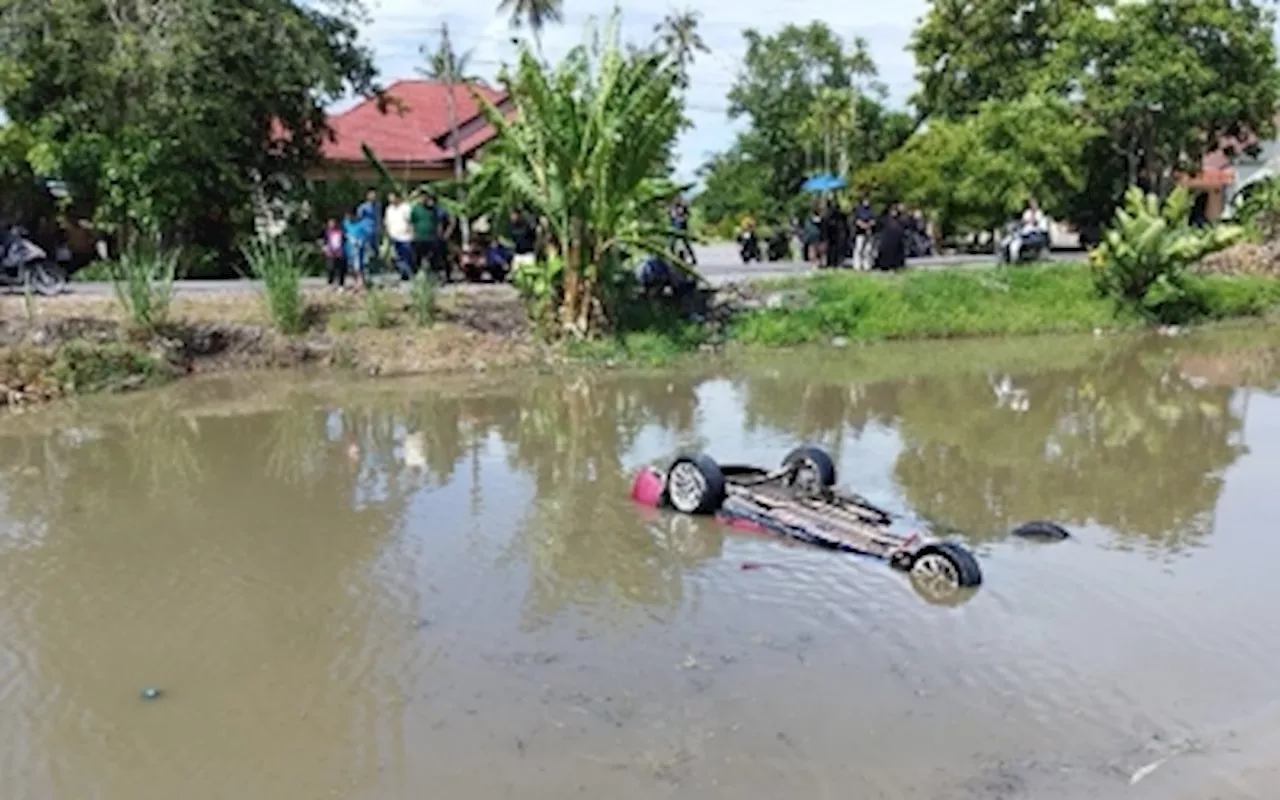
[1005,197,1049,262]
[738,215,760,262]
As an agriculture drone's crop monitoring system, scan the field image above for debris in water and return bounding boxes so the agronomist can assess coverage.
[139,687,163,701]
[1129,757,1167,785]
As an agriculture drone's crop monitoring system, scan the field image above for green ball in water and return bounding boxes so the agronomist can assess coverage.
[140,687,162,701]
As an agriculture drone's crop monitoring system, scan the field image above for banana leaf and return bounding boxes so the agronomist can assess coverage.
[360,143,405,195]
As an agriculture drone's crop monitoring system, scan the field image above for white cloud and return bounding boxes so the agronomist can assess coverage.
[358,0,928,178]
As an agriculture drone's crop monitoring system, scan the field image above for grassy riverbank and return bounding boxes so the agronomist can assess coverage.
[730,263,1280,347]
[3,263,1280,406]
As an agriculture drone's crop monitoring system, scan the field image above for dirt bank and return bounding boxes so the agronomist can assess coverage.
[0,286,553,406]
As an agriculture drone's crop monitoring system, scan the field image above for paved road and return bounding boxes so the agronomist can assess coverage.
[58,243,1005,297]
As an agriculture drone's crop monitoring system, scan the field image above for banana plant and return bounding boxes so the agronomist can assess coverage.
[360,143,406,196]
[466,11,701,338]
[1091,185,1244,318]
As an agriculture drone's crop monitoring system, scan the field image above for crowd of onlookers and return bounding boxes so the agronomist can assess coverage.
[795,197,934,270]
[320,187,540,290]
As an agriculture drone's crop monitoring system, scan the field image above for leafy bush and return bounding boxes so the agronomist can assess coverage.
[1233,176,1280,241]
[242,237,307,334]
[1090,186,1244,322]
[108,246,179,331]
[510,254,565,331]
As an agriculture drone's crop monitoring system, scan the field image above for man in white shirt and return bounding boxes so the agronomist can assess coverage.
[383,192,415,279]
[1007,196,1049,263]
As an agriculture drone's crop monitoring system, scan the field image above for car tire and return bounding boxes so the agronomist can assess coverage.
[782,445,837,491]
[1011,520,1070,541]
[663,453,726,515]
[909,541,983,589]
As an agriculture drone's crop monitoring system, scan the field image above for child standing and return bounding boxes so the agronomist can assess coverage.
[323,218,346,288]
[342,211,367,292]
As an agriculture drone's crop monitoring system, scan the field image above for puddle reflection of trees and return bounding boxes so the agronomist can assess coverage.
[738,344,1249,552]
[495,376,711,629]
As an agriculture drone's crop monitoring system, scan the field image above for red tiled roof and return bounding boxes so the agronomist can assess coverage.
[1180,115,1280,189]
[322,79,510,166]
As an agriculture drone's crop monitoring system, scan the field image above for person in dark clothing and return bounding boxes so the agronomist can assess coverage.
[669,197,696,265]
[823,201,848,268]
[411,192,453,283]
[874,204,907,270]
[851,197,876,270]
[508,208,536,254]
[802,201,823,263]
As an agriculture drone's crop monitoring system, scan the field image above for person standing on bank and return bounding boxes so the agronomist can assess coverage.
[823,199,848,268]
[383,191,415,280]
[508,207,537,271]
[412,192,453,283]
[322,217,346,289]
[874,203,907,271]
[851,195,875,270]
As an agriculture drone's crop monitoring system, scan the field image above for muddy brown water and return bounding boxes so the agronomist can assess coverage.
[3,330,1280,799]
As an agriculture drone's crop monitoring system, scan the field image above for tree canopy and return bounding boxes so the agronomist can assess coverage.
[909,0,1280,231]
[0,0,378,258]
[696,21,912,227]
[858,95,1097,234]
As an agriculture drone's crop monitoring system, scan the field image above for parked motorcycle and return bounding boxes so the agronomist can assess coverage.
[739,230,761,263]
[1,226,67,295]
[996,221,1049,265]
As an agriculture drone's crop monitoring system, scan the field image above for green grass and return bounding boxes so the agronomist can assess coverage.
[241,238,307,334]
[568,300,711,366]
[730,264,1280,347]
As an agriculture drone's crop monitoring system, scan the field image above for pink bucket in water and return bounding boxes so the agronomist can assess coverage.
[630,467,665,507]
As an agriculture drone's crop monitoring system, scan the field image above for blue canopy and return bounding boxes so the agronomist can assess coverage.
[801,173,848,193]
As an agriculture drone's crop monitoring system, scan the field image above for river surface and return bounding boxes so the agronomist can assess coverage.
[2,330,1280,800]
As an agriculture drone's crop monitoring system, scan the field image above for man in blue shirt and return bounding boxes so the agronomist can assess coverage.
[851,196,875,270]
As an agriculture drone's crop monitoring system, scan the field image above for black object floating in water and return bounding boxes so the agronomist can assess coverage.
[1011,520,1071,541]
[140,687,163,701]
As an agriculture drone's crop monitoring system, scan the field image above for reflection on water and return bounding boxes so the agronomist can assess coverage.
[2,331,1280,799]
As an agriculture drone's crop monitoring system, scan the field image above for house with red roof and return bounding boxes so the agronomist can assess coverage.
[1179,118,1280,221]
[312,78,515,184]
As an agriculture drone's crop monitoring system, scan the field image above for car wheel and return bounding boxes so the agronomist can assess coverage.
[663,453,726,515]
[782,445,837,492]
[1011,520,1070,541]
[908,541,983,602]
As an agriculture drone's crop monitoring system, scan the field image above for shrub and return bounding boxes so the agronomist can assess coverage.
[1234,176,1280,241]
[408,271,436,326]
[1091,186,1244,322]
[510,254,564,331]
[363,284,394,329]
[242,237,307,334]
[46,341,169,393]
[109,246,179,331]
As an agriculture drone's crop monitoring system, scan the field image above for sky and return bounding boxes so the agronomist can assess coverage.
[356,0,929,180]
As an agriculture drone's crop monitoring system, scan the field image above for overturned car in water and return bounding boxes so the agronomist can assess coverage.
[630,446,1068,603]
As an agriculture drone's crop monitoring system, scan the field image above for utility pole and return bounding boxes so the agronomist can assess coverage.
[441,22,469,248]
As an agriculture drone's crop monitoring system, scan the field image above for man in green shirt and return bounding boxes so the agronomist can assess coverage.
[411,192,452,281]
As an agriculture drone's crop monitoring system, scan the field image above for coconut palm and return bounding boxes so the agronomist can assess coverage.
[418,34,477,82]
[498,0,564,48]
[469,12,691,338]
[653,9,709,87]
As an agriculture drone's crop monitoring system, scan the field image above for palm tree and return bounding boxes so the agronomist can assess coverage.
[654,9,709,87]
[497,0,564,49]
[418,33,477,82]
